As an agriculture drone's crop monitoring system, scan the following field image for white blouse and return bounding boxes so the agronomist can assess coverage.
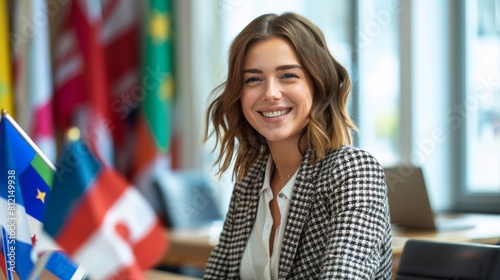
[240,157,298,280]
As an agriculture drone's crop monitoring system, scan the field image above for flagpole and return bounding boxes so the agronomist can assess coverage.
[1,109,56,171]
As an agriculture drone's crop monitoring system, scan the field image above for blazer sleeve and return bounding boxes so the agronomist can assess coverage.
[203,186,238,279]
[320,149,392,279]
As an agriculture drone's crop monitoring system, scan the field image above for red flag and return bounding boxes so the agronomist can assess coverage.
[101,0,141,171]
[53,0,112,165]
[53,0,141,166]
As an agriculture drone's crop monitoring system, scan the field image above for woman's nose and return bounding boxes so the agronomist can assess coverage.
[262,80,281,101]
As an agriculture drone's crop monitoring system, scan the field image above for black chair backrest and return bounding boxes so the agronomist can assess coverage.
[154,170,223,229]
[395,239,500,280]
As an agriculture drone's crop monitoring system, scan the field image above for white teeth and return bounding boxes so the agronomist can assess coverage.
[262,109,289,118]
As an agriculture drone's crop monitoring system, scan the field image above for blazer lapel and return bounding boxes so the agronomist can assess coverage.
[278,147,321,279]
[228,156,267,278]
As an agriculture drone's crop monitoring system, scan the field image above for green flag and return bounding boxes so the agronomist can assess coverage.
[143,0,174,153]
[132,0,175,213]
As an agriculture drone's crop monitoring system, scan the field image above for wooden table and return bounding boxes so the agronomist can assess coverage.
[147,270,199,280]
[161,213,500,274]
[162,226,219,269]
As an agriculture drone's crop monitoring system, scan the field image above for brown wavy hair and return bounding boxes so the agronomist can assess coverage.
[204,12,357,181]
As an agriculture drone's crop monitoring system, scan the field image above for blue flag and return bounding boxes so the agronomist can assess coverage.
[0,113,36,279]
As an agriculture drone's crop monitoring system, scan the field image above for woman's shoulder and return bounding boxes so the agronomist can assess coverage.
[313,145,385,185]
[306,146,389,216]
[323,145,382,169]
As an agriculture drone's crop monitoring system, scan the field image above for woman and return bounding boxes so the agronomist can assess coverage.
[203,12,392,279]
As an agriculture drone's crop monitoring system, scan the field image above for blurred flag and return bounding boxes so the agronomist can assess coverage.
[131,0,175,213]
[12,0,30,130]
[0,112,87,280]
[53,0,114,165]
[0,115,35,279]
[29,250,88,280]
[102,0,142,172]
[0,0,14,116]
[12,0,56,163]
[40,132,168,279]
[53,0,142,168]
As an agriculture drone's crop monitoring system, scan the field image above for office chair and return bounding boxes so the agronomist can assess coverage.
[154,169,224,229]
[395,239,500,280]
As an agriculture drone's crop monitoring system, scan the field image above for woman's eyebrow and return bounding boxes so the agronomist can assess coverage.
[243,64,302,73]
[243,68,262,73]
[276,64,302,71]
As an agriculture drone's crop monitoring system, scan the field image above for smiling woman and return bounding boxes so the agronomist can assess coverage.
[241,38,313,147]
[203,12,392,279]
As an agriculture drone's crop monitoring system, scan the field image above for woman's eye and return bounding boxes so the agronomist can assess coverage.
[245,77,261,83]
[281,73,299,79]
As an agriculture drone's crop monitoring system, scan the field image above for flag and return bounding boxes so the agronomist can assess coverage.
[41,132,168,279]
[53,0,142,169]
[29,250,88,280]
[12,0,31,131]
[0,112,39,279]
[0,112,87,280]
[53,0,114,165]
[131,0,175,213]
[101,0,142,172]
[0,0,14,116]
[13,0,57,163]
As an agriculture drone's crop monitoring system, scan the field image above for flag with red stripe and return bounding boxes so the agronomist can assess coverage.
[41,135,168,279]
[101,0,142,172]
[53,0,114,165]
[53,0,141,168]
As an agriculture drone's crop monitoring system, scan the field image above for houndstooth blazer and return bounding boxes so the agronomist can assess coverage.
[204,145,392,279]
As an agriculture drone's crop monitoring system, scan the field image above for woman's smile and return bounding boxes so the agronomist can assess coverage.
[260,108,291,118]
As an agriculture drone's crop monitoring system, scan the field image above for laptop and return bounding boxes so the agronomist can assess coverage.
[384,166,475,231]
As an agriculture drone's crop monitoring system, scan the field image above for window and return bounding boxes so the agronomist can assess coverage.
[464,0,500,193]
[357,0,401,166]
[455,0,500,212]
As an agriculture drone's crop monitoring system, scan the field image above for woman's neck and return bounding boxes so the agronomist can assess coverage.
[268,141,304,181]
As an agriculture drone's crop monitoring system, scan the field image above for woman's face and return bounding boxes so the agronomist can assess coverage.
[240,38,314,145]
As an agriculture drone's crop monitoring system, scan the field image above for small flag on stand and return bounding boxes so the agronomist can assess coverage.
[0,110,87,280]
[0,114,35,279]
[39,128,168,279]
